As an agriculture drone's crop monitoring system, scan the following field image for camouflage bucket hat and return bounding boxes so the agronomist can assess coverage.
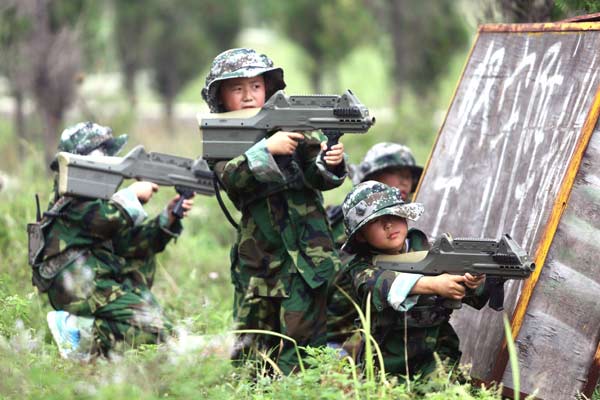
[341,181,424,253]
[350,142,423,190]
[51,122,127,170]
[201,48,286,112]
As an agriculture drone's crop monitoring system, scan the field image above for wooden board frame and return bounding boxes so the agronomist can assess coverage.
[413,21,600,398]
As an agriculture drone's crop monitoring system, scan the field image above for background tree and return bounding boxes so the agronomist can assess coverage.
[365,0,470,104]
[146,0,241,129]
[255,0,377,92]
[0,1,31,155]
[554,0,600,16]
[497,0,556,22]
[18,0,85,164]
[112,0,153,108]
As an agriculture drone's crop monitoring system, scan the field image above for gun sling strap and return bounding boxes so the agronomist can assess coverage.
[212,172,239,229]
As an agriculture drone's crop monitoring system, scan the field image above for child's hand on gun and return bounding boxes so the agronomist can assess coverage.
[266,131,305,155]
[166,194,195,226]
[463,273,486,289]
[321,142,345,166]
[129,181,159,204]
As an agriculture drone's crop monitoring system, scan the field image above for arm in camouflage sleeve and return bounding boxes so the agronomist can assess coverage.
[64,187,147,241]
[217,140,286,206]
[111,208,183,259]
[298,131,347,191]
[347,258,419,313]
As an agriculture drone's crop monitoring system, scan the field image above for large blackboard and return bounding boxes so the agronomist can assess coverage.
[412,22,600,398]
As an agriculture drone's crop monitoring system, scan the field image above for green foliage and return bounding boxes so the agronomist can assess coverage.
[254,0,378,90]
[554,0,600,15]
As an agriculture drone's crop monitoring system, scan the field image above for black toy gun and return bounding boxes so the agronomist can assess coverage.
[197,89,375,164]
[373,233,535,310]
[56,145,214,218]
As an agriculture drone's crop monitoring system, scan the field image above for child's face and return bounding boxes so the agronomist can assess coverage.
[218,76,266,111]
[369,167,413,200]
[357,214,408,254]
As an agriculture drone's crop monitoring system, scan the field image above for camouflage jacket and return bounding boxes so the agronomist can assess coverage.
[33,187,181,289]
[336,229,490,376]
[327,228,430,344]
[218,132,346,296]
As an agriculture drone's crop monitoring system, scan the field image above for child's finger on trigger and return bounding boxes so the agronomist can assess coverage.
[287,132,305,141]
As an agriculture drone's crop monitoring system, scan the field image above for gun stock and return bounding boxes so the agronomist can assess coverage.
[197,89,375,163]
[373,233,535,311]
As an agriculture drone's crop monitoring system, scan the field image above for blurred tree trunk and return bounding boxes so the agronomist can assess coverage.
[364,0,469,105]
[12,90,27,156]
[1,1,30,155]
[24,0,81,165]
[389,0,407,105]
[499,0,555,22]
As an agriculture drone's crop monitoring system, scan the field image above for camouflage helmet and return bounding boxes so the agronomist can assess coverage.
[51,122,127,170]
[201,48,286,112]
[341,180,424,253]
[350,142,423,190]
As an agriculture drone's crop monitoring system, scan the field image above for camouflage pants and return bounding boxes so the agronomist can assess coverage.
[232,273,328,375]
[376,321,461,378]
[47,254,172,355]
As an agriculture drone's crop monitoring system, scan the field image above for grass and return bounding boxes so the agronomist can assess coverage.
[0,126,508,400]
[1,29,598,399]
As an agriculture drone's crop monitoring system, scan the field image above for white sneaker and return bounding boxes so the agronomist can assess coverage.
[47,311,90,361]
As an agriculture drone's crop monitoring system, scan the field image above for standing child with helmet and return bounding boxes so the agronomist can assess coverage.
[201,48,346,374]
[331,181,487,377]
[29,122,194,360]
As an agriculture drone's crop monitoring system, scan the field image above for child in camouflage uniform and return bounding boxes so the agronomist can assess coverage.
[328,142,423,248]
[201,48,346,374]
[330,181,487,378]
[30,122,194,359]
[327,142,423,350]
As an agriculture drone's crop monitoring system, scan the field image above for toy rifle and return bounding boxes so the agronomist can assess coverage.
[56,145,214,218]
[373,233,535,310]
[197,89,375,164]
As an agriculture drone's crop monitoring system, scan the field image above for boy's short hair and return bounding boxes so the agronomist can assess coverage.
[341,181,424,253]
[351,142,423,189]
[50,121,128,171]
[202,48,286,113]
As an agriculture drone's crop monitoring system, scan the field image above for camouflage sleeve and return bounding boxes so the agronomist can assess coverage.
[348,258,404,312]
[218,140,283,205]
[110,187,148,226]
[65,190,142,240]
[244,138,285,183]
[111,207,182,259]
[298,131,347,190]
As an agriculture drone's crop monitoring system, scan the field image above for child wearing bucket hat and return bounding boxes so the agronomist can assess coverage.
[327,142,424,350]
[202,48,347,374]
[328,181,486,377]
[29,121,194,360]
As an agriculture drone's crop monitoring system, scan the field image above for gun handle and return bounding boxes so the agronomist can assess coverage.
[487,277,505,311]
[321,129,343,161]
[172,188,195,219]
